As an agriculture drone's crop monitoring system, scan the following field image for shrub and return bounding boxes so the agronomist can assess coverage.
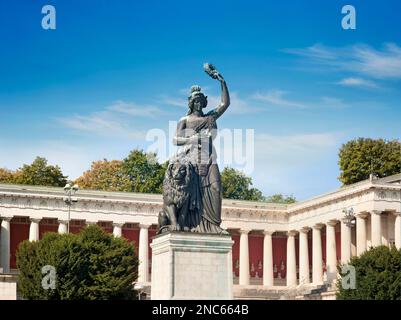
[16,225,138,300]
[336,245,401,300]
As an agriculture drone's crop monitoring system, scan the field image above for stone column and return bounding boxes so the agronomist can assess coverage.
[58,220,68,234]
[394,212,401,250]
[239,229,250,286]
[138,224,150,283]
[1,217,12,273]
[263,231,274,287]
[113,223,124,237]
[299,227,310,286]
[312,224,323,285]
[29,218,40,242]
[286,231,297,287]
[326,221,338,283]
[356,213,368,255]
[340,219,352,263]
[371,211,382,247]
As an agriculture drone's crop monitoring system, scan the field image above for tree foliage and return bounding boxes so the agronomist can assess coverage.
[16,225,138,300]
[0,168,14,183]
[122,149,166,194]
[264,194,296,204]
[75,150,166,194]
[1,151,294,203]
[338,138,401,185]
[75,159,131,192]
[336,246,401,300]
[221,167,264,201]
[0,157,67,187]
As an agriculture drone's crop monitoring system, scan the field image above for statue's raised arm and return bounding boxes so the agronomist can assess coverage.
[203,63,230,119]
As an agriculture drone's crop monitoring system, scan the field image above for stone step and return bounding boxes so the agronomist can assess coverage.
[233,283,334,300]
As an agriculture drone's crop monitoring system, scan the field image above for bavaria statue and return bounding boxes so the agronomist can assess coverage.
[158,63,230,234]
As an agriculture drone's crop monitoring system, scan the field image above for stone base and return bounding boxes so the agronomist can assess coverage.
[150,231,233,300]
[0,274,18,300]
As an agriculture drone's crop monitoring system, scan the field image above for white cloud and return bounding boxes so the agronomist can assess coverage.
[252,90,308,108]
[337,77,378,88]
[252,90,346,109]
[160,96,188,108]
[57,100,163,139]
[58,112,145,139]
[285,43,401,79]
[107,100,163,117]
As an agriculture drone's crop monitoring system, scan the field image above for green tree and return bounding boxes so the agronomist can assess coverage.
[16,225,138,300]
[122,149,166,194]
[264,194,296,204]
[75,159,132,192]
[12,156,67,187]
[336,246,401,300]
[338,138,401,185]
[221,167,264,201]
[0,168,15,184]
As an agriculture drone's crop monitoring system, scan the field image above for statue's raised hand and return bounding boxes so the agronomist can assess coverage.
[203,63,224,82]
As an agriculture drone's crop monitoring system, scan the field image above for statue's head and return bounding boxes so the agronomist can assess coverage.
[187,85,207,115]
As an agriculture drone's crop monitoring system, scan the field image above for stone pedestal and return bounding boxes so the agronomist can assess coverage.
[150,232,234,300]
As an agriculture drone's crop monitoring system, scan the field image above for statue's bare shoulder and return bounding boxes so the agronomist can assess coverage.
[177,116,188,128]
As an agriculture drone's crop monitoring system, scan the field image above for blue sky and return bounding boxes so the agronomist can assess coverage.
[1,0,401,200]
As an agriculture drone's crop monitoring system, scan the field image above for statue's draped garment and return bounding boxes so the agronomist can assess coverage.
[178,113,224,233]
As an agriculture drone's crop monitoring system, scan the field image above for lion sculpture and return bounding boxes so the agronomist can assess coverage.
[157,154,197,234]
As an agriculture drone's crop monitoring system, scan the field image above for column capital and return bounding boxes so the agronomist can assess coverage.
[355,212,369,219]
[0,216,13,222]
[299,227,311,233]
[86,220,98,225]
[139,223,151,229]
[287,230,297,237]
[113,222,125,228]
[58,219,69,224]
[263,230,274,236]
[326,220,338,227]
[29,217,41,223]
[370,210,382,216]
[313,223,324,230]
[239,229,251,235]
[392,211,401,217]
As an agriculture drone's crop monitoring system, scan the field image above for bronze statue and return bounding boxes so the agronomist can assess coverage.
[158,63,230,234]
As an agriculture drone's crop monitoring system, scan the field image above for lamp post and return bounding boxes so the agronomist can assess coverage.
[63,181,79,233]
[134,283,144,300]
[342,207,355,227]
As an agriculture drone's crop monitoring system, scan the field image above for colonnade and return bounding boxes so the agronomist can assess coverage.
[1,210,400,287]
[237,211,401,287]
